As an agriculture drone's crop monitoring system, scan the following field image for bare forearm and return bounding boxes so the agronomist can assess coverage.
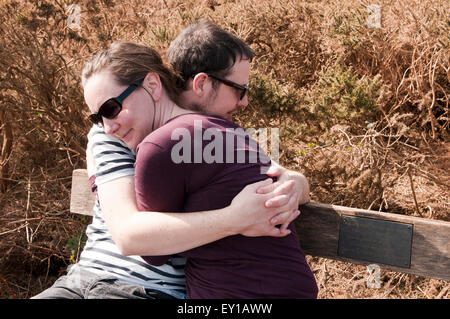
[98,176,235,256]
[111,209,234,256]
[99,176,297,256]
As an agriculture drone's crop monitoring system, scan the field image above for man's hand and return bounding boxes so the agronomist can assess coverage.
[227,178,300,238]
[263,162,310,233]
[266,162,310,206]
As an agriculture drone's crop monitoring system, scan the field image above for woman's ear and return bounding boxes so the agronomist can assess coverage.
[191,73,209,97]
[143,72,162,101]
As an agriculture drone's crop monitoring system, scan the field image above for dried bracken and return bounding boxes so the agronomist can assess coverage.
[0,0,448,298]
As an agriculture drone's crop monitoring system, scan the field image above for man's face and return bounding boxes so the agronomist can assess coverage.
[195,58,250,120]
[84,71,154,149]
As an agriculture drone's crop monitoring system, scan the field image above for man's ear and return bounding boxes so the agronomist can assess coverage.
[191,73,209,97]
[143,72,162,101]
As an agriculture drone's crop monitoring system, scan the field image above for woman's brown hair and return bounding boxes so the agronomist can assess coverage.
[81,41,182,104]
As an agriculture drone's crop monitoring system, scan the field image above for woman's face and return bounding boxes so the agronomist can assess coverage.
[84,71,155,149]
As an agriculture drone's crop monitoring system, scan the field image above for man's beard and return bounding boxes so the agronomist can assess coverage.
[186,103,205,113]
[186,89,217,114]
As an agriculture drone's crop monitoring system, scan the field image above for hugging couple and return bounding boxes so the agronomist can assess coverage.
[33,19,317,299]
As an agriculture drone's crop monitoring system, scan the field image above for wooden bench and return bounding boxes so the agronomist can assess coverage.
[70,168,450,282]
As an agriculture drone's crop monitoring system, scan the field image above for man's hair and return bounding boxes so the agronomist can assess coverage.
[167,19,255,89]
[81,41,182,104]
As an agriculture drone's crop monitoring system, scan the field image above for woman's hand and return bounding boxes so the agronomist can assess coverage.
[227,178,300,237]
[263,162,310,233]
[265,162,310,206]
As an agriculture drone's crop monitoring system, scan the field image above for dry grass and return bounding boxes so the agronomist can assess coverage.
[0,0,448,298]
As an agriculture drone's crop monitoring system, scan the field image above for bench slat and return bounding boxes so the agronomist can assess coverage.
[70,169,95,216]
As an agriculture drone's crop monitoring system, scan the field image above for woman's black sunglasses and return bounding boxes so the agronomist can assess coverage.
[88,78,145,127]
[205,73,248,100]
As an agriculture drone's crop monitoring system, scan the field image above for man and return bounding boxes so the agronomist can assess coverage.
[33,20,310,299]
[168,19,309,201]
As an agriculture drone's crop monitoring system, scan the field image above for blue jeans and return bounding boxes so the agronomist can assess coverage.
[31,265,176,299]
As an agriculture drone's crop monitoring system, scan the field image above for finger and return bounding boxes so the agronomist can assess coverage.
[265,164,282,177]
[286,209,301,224]
[273,180,295,195]
[268,226,291,237]
[279,222,289,233]
[265,194,291,208]
[272,191,298,214]
[265,181,297,208]
[259,179,294,196]
[279,210,300,232]
[248,178,274,193]
[272,179,295,196]
[279,225,292,236]
[269,210,291,225]
[270,208,300,226]
[256,180,282,194]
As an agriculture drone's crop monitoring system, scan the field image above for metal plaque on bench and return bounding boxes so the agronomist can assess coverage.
[338,215,413,268]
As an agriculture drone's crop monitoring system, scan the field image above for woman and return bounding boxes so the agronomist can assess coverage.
[82,41,317,298]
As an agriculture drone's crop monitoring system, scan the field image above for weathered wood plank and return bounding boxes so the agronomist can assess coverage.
[296,202,450,281]
[70,169,95,216]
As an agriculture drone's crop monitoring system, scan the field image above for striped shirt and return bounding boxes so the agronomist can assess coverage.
[73,125,186,298]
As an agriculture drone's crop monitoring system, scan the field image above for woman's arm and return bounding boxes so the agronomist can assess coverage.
[97,174,298,256]
[87,127,302,256]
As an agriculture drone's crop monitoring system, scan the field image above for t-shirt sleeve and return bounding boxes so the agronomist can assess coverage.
[135,141,188,266]
[88,125,136,185]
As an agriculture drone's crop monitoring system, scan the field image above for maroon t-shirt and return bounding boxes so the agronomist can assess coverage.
[135,113,317,299]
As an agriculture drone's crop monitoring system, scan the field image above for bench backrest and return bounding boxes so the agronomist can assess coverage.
[70,169,450,282]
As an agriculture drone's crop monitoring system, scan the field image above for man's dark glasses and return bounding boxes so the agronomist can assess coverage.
[88,78,144,127]
[206,73,248,100]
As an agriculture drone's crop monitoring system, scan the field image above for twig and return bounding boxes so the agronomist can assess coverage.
[425,205,433,219]
[436,285,449,299]
[5,217,43,224]
[407,164,422,217]
[427,51,440,139]
[338,128,355,148]
[417,285,431,299]
[25,175,32,244]
[0,176,72,183]
[399,141,420,151]
[381,273,405,298]
[75,232,83,263]
[411,163,449,188]
[0,274,16,299]
[0,224,27,237]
